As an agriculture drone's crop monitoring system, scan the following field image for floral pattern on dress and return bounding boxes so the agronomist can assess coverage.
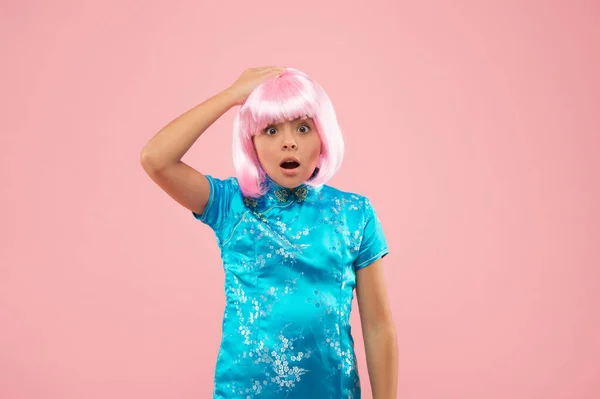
[193,174,388,398]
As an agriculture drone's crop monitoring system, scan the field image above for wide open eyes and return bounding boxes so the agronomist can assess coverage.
[263,122,311,136]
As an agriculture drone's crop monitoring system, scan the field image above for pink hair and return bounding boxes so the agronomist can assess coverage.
[232,68,345,197]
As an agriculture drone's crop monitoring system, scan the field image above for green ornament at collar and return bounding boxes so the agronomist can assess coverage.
[274,188,290,202]
[294,187,308,202]
[243,197,258,208]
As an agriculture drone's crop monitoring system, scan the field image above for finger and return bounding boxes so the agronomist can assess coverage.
[256,66,278,71]
[258,66,285,73]
[262,69,286,79]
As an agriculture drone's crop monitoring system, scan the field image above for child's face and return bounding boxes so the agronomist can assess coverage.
[253,116,321,189]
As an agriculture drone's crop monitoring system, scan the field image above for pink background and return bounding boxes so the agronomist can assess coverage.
[2,0,599,398]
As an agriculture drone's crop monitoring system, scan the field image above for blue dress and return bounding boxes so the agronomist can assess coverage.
[193,174,388,398]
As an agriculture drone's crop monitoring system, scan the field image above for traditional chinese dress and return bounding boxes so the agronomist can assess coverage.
[193,174,388,398]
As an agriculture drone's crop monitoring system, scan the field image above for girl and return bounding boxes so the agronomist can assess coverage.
[140,67,398,398]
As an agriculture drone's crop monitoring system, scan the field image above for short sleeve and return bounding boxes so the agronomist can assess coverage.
[192,175,238,231]
[354,198,389,270]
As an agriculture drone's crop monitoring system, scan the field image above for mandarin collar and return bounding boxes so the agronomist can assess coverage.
[243,175,320,210]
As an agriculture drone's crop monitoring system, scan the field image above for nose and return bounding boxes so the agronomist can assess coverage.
[281,132,297,150]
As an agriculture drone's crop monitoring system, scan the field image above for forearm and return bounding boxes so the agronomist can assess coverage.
[140,88,239,171]
[363,324,398,399]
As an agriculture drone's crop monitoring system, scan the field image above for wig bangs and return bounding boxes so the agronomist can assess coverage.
[241,73,321,138]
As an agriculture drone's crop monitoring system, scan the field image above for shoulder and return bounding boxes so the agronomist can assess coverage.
[317,184,374,215]
[194,175,248,235]
[319,183,370,201]
[195,174,243,219]
[205,174,243,199]
[206,174,240,189]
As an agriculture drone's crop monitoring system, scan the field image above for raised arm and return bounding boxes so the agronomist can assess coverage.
[139,66,285,215]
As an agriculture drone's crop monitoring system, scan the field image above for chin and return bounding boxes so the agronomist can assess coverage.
[278,175,304,187]
[272,169,311,187]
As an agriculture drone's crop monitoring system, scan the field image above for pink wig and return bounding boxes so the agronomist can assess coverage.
[232,68,345,198]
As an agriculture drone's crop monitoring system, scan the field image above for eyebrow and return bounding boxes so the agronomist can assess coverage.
[267,117,312,128]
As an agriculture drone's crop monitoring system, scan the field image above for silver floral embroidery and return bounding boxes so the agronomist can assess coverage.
[213,184,377,397]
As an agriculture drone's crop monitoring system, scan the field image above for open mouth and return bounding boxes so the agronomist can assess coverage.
[280,159,300,169]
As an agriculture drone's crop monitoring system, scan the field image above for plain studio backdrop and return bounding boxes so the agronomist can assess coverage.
[1,1,599,398]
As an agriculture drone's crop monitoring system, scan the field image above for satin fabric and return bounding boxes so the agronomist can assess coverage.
[193,174,388,398]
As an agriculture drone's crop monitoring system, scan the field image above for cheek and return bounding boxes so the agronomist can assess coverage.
[309,137,322,160]
[253,138,276,164]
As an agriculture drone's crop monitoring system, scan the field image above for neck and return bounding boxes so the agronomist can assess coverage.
[263,174,306,192]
